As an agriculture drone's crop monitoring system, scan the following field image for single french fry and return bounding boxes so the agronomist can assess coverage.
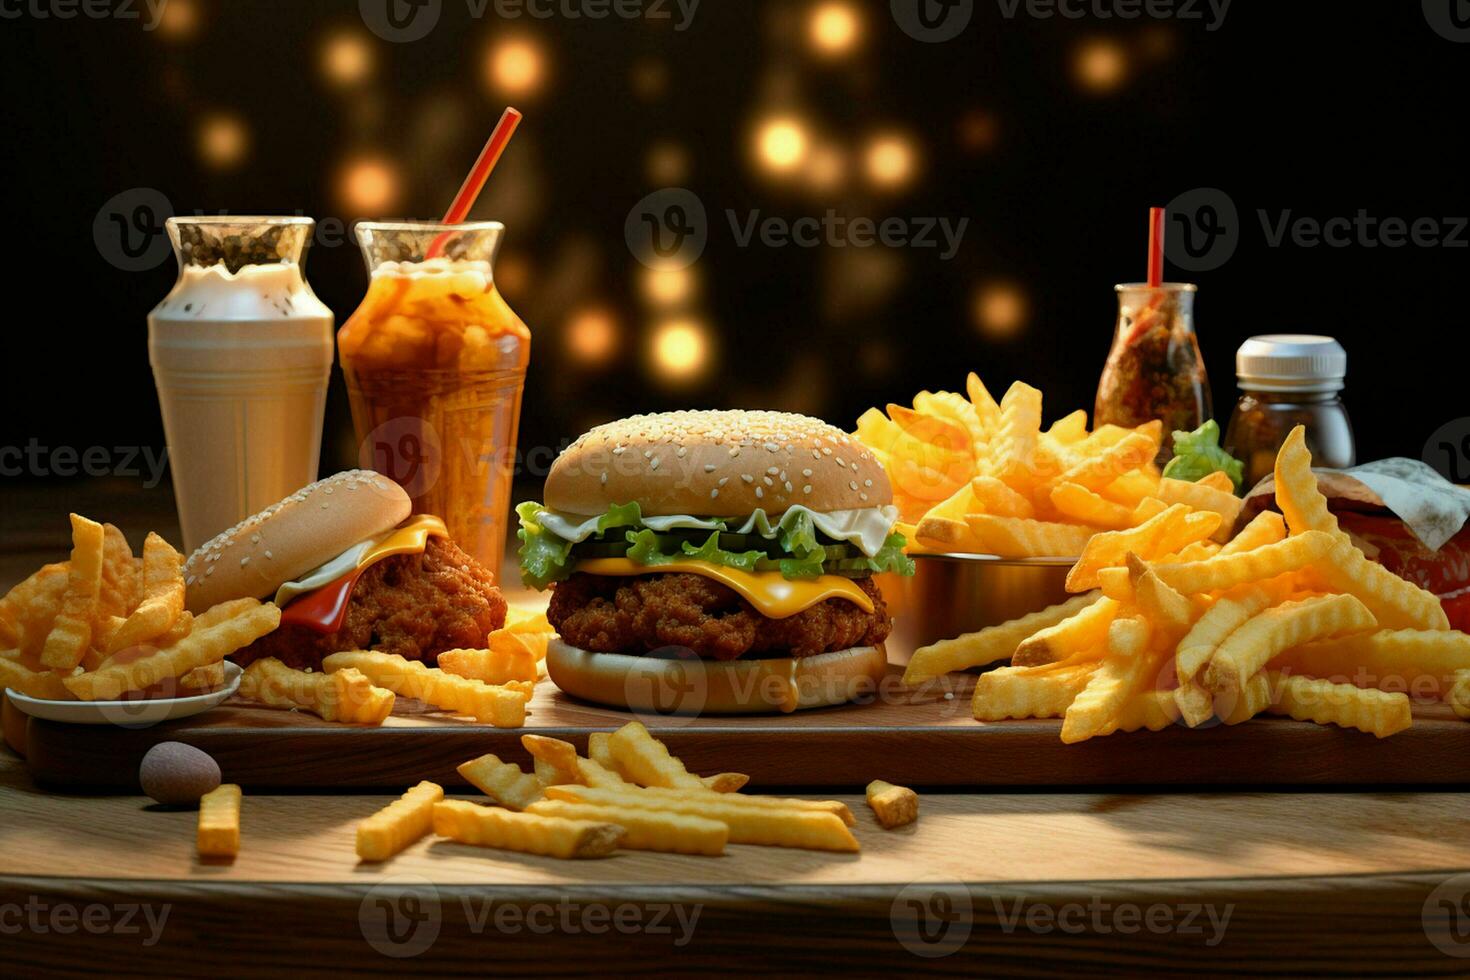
[521,734,581,783]
[1127,555,1200,644]
[969,476,1034,519]
[548,782,853,824]
[1204,595,1377,695]
[1060,616,1157,744]
[964,514,1099,558]
[544,786,859,852]
[1219,511,1286,556]
[1448,669,1470,719]
[1012,597,1119,667]
[97,524,139,622]
[66,600,281,701]
[965,371,1003,429]
[1097,567,1134,603]
[1049,432,1158,494]
[972,663,1097,720]
[1196,470,1236,493]
[1046,410,1088,445]
[578,757,636,789]
[433,800,624,858]
[240,658,395,725]
[526,799,728,856]
[322,651,528,727]
[1264,671,1412,738]
[1273,426,1341,537]
[437,632,540,685]
[1220,672,1275,725]
[1050,482,1135,530]
[0,653,74,700]
[865,780,919,829]
[1109,689,1181,733]
[108,533,185,654]
[1101,470,1160,509]
[1150,531,1336,597]
[457,753,545,811]
[1276,629,1470,697]
[0,564,70,659]
[41,515,106,670]
[1066,505,1194,592]
[197,784,242,859]
[357,781,444,861]
[903,592,1102,684]
[989,382,1043,489]
[1155,478,1244,542]
[701,773,750,793]
[1172,679,1215,728]
[178,661,226,693]
[1174,584,1282,683]
[914,515,985,553]
[608,721,706,790]
[587,732,617,770]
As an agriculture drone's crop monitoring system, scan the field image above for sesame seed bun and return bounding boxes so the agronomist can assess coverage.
[544,410,891,517]
[182,471,411,614]
[544,638,889,714]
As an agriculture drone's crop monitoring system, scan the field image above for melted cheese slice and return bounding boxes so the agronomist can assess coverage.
[573,558,874,619]
[274,514,448,609]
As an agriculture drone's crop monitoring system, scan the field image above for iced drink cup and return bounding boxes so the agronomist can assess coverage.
[338,221,530,581]
[149,217,334,552]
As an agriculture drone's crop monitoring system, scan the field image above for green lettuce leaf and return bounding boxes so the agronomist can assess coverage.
[515,501,575,590]
[776,510,822,557]
[1162,420,1245,491]
[680,531,766,572]
[595,501,644,534]
[862,532,918,576]
[778,550,829,579]
[623,528,677,567]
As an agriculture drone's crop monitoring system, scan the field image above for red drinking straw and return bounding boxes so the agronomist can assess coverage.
[1146,206,1165,287]
[426,106,523,258]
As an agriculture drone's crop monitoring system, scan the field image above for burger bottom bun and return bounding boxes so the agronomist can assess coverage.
[545,639,889,715]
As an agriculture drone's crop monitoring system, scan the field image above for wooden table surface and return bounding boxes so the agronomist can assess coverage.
[6,486,1470,974]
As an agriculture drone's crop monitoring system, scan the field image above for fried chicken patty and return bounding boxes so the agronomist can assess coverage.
[233,536,506,670]
[547,572,891,661]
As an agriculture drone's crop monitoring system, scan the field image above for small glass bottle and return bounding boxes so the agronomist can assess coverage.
[1223,335,1354,488]
[1094,283,1212,465]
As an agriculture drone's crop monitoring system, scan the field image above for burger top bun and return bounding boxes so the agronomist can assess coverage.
[544,410,892,517]
[183,471,411,613]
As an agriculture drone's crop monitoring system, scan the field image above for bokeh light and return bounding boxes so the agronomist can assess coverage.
[974,281,1030,339]
[496,249,532,297]
[863,132,917,189]
[156,0,199,40]
[755,116,810,175]
[322,30,374,86]
[487,36,546,98]
[642,265,695,307]
[197,114,249,170]
[804,143,847,192]
[566,308,618,366]
[630,58,669,101]
[957,109,999,153]
[649,318,711,382]
[646,141,690,184]
[1075,38,1128,93]
[337,155,400,214]
[808,2,861,57]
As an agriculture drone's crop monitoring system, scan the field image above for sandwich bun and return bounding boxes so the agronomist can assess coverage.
[544,410,891,517]
[183,470,411,614]
[545,638,889,715]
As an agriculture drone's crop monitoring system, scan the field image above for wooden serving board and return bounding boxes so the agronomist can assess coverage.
[17,667,1470,791]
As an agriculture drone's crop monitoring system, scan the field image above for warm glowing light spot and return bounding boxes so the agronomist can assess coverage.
[338,156,400,214]
[488,37,545,97]
[643,265,694,306]
[804,144,846,191]
[496,250,531,296]
[957,110,999,153]
[809,2,861,57]
[974,282,1029,339]
[646,141,690,184]
[755,117,810,175]
[650,319,710,381]
[567,308,617,365]
[156,0,198,40]
[197,114,249,170]
[323,31,374,86]
[864,133,916,189]
[1075,38,1128,93]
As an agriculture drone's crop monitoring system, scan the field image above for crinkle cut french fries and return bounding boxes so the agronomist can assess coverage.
[911,425,1466,741]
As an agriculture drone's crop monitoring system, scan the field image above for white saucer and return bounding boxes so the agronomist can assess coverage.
[5,661,241,727]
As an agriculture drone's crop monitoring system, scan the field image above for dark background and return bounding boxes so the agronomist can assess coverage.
[1,0,1466,514]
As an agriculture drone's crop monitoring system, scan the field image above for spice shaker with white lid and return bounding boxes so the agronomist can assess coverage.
[1223,334,1354,488]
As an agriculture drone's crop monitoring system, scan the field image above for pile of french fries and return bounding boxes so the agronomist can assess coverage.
[905,426,1470,741]
[357,722,861,862]
[236,608,556,727]
[855,373,1244,558]
[0,515,279,702]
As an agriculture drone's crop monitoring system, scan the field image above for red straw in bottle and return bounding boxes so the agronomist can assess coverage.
[1146,206,1165,287]
[426,106,523,258]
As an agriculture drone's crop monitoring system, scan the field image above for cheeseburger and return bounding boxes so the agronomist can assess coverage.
[518,411,915,713]
[184,470,506,670]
